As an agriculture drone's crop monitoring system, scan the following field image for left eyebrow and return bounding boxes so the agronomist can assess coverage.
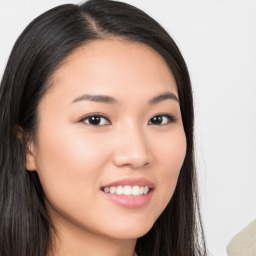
[149,92,179,104]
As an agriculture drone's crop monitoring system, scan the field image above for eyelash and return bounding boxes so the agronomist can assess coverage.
[80,113,176,126]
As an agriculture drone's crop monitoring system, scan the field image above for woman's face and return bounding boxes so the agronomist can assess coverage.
[27,39,186,240]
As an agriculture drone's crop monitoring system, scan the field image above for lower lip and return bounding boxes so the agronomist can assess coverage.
[101,190,153,208]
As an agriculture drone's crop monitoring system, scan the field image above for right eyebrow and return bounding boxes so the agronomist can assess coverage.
[71,94,119,104]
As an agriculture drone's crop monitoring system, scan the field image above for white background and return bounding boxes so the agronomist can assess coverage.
[0,1,256,255]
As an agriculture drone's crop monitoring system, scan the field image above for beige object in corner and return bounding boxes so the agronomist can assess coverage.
[227,219,256,256]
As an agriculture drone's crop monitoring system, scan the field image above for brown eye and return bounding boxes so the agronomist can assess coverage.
[81,115,111,126]
[148,115,176,125]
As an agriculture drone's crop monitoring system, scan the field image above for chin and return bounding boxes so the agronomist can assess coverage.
[103,220,154,240]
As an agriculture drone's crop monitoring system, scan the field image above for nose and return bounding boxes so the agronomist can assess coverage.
[112,125,152,169]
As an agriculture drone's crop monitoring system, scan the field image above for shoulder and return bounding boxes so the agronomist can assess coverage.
[227,219,256,256]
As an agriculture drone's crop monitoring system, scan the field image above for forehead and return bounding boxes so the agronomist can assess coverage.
[46,39,178,104]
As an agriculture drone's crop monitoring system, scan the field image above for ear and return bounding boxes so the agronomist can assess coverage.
[26,140,37,171]
[15,125,37,171]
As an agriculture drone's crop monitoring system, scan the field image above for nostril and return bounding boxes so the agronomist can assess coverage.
[112,153,152,169]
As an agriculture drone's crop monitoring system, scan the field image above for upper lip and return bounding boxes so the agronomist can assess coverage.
[101,177,154,188]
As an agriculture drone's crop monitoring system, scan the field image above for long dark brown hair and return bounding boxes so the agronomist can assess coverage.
[0,1,207,255]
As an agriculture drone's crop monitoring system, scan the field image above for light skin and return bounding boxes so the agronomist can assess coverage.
[26,39,187,256]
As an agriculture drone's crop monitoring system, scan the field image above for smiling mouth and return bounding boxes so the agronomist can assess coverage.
[100,185,151,196]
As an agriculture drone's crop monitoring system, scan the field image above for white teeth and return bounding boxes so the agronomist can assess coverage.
[123,185,132,195]
[144,186,149,194]
[110,187,116,194]
[103,185,150,196]
[116,186,123,195]
[104,187,110,193]
[132,185,140,196]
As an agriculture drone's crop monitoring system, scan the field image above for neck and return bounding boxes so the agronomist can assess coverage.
[48,217,137,256]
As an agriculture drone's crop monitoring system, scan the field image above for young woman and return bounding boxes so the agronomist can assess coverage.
[0,1,207,255]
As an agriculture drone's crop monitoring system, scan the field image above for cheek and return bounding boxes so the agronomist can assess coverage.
[34,126,110,211]
[153,129,186,214]
[156,127,186,174]
[36,124,110,173]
